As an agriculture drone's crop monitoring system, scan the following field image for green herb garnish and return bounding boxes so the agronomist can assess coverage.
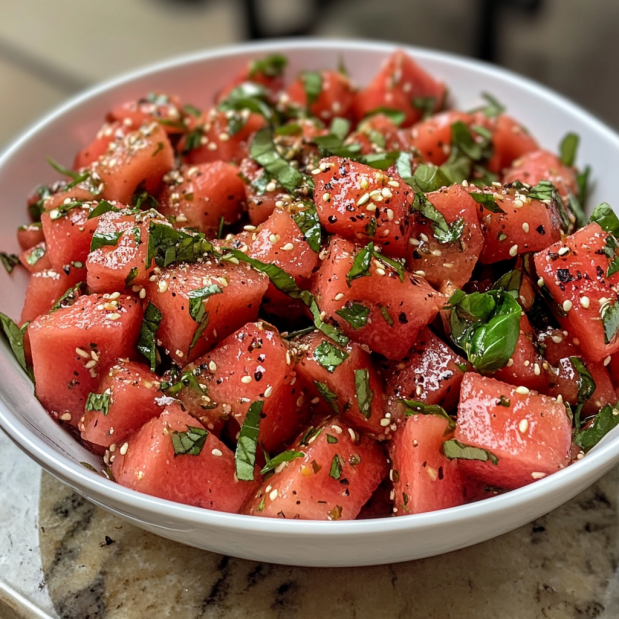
[172,426,208,456]
[136,302,162,371]
[235,400,264,481]
[354,369,373,419]
[442,439,499,465]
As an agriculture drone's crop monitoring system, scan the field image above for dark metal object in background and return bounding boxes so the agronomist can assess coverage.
[476,0,544,63]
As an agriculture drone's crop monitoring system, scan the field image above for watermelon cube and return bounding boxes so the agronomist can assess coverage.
[112,403,251,512]
[407,184,484,288]
[80,359,164,448]
[18,242,51,274]
[17,223,45,251]
[145,260,268,364]
[389,413,464,515]
[243,417,388,520]
[455,373,572,489]
[313,236,444,360]
[534,222,619,363]
[294,332,388,439]
[73,121,128,170]
[107,93,183,134]
[240,157,288,226]
[176,322,302,452]
[157,162,246,236]
[313,157,413,258]
[28,293,143,426]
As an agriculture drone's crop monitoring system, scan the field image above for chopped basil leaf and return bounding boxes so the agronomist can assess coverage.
[448,288,521,372]
[29,185,52,221]
[249,53,287,78]
[590,202,619,237]
[313,340,348,373]
[48,201,84,220]
[172,425,208,456]
[567,189,587,230]
[25,245,46,266]
[0,313,31,379]
[147,222,216,268]
[217,216,225,240]
[522,180,571,232]
[313,132,362,159]
[293,202,322,252]
[601,300,619,345]
[570,356,596,428]
[395,151,413,183]
[326,433,338,444]
[356,151,401,170]
[577,165,591,213]
[182,128,203,154]
[477,92,506,118]
[365,217,377,237]
[132,190,159,210]
[492,269,522,298]
[183,103,201,118]
[347,242,373,284]
[329,455,342,480]
[85,391,111,416]
[282,325,315,340]
[470,191,506,214]
[260,450,304,475]
[218,82,273,128]
[412,193,465,243]
[90,231,122,252]
[224,248,348,345]
[0,252,19,273]
[301,71,322,106]
[275,123,302,136]
[354,368,373,419]
[188,284,223,323]
[574,404,619,453]
[498,395,510,407]
[80,462,98,473]
[300,426,322,445]
[189,312,209,353]
[137,302,162,371]
[235,400,264,481]
[330,117,351,141]
[374,250,406,282]
[451,121,488,161]
[442,439,499,465]
[87,200,120,219]
[412,96,435,120]
[47,157,83,181]
[559,132,579,167]
[50,282,82,313]
[314,380,339,413]
[250,127,308,194]
[379,305,394,326]
[163,369,205,396]
[409,164,452,193]
[364,107,406,127]
[336,303,370,330]
[400,399,455,430]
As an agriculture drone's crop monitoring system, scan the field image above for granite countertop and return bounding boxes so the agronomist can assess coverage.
[2,429,619,619]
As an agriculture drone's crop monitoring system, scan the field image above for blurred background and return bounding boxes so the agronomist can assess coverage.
[1,0,619,145]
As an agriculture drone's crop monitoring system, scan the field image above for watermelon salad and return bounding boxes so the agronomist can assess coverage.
[2,49,619,521]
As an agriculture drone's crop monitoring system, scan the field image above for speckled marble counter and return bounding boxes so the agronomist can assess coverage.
[2,429,619,619]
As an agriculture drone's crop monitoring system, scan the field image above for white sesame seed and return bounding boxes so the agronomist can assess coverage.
[243,225,256,231]
[519,419,529,433]
[322,192,331,202]
[386,208,394,221]
[334,293,344,301]
[576,452,585,460]
[120,443,129,455]
[366,203,377,212]
[509,244,518,257]
[388,180,400,188]
[209,361,217,371]
[84,360,97,369]
[515,386,530,395]
[264,385,273,398]
[75,348,89,358]
[556,394,563,404]
[265,181,277,192]
[431,249,442,257]
[507,358,514,367]
[241,376,252,384]
[604,356,612,366]
[522,222,529,233]
[348,428,356,441]
[311,168,321,175]
[375,268,386,276]
[109,291,120,300]
[563,300,573,312]
[381,187,393,199]
[107,313,121,321]
[158,280,168,293]
[286,351,291,365]
[331,425,343,434]
[139,288,146,299]
[380,418,390,427]
[414,270,426,277]
[207,142,217,151]
[580,296,590,309]
[573,338,580,346]
[537,277,545,287]
[269,233,279,244]
[356,193,370,206]
[212,448,223,457]
[59,413,72,421]
[534,363,541,376]
[514,199,524,208]
[531,472,546,479]
[359,177,369,189]
[551,335,563,344]
[420,233,429,243]
[558,246,570,256]
[219,132,230,142]
[409,238,420,245]
[524,360,530,367]
[282,243,294,251]
[269,489,278,501]
[275,462,286,474]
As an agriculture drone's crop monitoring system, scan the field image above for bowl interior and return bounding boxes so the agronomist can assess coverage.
[2,39,619,541]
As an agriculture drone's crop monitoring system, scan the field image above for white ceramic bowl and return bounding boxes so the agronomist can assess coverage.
[1,39,619,568]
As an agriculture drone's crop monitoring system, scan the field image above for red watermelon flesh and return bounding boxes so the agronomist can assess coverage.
[80,359,164,448]
[243,417,388,520]
[28,293,143,426]
[112,403,252,513]
[19,242,52,274]
[17,223,45,251]
[389,413,464,515]
[454,373,572,490]
[73,121,128,170]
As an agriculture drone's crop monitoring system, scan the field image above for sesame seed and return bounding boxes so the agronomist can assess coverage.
[120,443,129,455]
[414,270,426,277]
[269,489,278,501]
[75,348,90,358]
[409,238,420,245]
[322,192,331,202]
[366,203,377,211]
[85,360,97,369]
[158,280,168,293]
[311,168,321,175]
[604,356,612,366]
[275,462,287,474]
[558,246,570,256]
[296,395,304,407]
[348,428,356,441]
[269,233,280,244]
[576,452,585,460]
[107,313,121,321]
[311,397,320,405]
[573,338,580,346]
[109,292,120,300]
[390,490,395,500]
[431,249,442,257]
[518,419,529,433]
[507,358,514,367]
[282,243,294,251]
[580,296,590,309]
[211,448,223,457]
[420,233,429,243]
[264,385,273,398]
[534,363,541,376]
[209,361,217,371]
[537,277,545,287]
[356,193,370,206]
[556,394,563,404]
[515,386,530,395]
[563,300,573,312]
[219,132,230,141]
[241,375,252,384]
[514,199,524,208]
[139,288,146,299]
[59,413,72,421]
[286,351,291,365]
[380,418,390,427]
[381,187,393,198]
[359,177,369,189]
[551,335,563,344]
[509,244,518,257]
[334,293,344,301]
[386,208,394,221]
[375,268,386,276]
[388,180,400,188]
[265,181,277,192]
[243,225,256,231]
[531,472,546,479]
[522,222,529,233]
[331,425,343,434]
[207,142,217,151]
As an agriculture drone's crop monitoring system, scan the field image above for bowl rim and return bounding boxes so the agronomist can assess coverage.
[2,36,619,537]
